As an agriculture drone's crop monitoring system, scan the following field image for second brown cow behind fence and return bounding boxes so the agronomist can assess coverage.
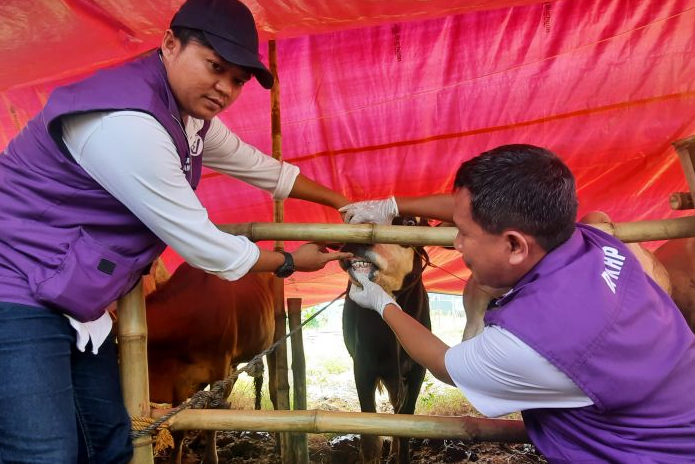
[145,264,275,464]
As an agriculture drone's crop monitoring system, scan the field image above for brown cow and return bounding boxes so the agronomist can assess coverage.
[340,216,431,464]
[655,238,695,332]
[577,212,695,332]
[581,211,695,332]
[580,211,672,294]
[146,264,275,464]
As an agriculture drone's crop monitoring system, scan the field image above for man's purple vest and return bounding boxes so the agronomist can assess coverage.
[0,52,208,322]
[485,224,695,463]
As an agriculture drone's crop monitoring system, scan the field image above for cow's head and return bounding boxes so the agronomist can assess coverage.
[339,216,429,295]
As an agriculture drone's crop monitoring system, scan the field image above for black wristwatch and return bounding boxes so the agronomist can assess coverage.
[274,251,295,278]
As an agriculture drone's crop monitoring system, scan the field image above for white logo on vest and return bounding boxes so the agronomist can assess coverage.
[601,246,625,294]
[190,135,203,156]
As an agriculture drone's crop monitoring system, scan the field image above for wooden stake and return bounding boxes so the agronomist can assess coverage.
[272,276,292,461]
[287,298,309,464]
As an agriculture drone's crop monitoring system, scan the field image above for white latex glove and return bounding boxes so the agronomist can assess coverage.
[339,196,399,225]
[349,273,401,318]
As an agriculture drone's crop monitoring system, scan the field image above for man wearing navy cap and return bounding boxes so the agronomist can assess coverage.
[0,0,352,461]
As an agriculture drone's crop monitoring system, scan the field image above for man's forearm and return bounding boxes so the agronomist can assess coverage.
[288,174,349,210]
[395,194,455,222]
[382,304,454,385]
[250,249,287,273]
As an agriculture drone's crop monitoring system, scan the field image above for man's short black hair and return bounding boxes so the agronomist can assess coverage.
[453,144,578,252]
[171,26,213,49]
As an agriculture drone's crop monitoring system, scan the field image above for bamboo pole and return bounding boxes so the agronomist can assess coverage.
[670,192,694,211]
[589,216,695,243]
[220,216,695,245]
[272,277,292,461]
[287,298,309,464]
[117,280,154,464]
[219,222,457,246]
[268,38,294,464]
[159,409,528,443]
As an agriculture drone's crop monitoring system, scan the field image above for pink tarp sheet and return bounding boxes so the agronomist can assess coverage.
[2,0,695,305]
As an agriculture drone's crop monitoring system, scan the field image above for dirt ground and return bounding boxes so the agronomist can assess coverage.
[156,430,547,464]
[153,306,547,463]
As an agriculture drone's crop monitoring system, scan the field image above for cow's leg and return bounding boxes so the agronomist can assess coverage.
[266,352,278,410]
[391,363,426,464]
[354,367,382,464]
[202,366,237,464]
[170,379,203,464]
[383,375,405,464]
[201,432,218,464]
[169,430,187,464]
[264,352,282,453]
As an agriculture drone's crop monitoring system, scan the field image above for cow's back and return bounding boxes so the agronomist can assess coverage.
[146,264,275,404]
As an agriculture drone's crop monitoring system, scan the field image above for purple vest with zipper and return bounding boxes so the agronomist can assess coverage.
[0,52,208,322]
[485,224,695,463]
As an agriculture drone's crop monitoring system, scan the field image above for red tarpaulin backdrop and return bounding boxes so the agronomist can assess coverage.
[1,0,694,305]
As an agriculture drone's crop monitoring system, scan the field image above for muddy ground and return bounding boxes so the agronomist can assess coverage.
[156,430,547,464]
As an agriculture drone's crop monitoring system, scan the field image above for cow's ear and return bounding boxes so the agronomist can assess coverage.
[505,230,530,266]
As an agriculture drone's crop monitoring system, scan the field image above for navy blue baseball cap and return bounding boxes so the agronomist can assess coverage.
[171,0,274,89]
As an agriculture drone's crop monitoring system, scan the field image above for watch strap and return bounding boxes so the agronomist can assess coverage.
[274,251,295,278]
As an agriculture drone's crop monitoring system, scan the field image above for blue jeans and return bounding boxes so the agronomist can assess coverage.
[0,302,133,463]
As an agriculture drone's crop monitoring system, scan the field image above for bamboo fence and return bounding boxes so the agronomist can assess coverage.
[156,409,529,443]
[219,216,695,246]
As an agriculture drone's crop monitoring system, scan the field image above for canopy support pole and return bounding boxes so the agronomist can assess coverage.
[267,38,296,464]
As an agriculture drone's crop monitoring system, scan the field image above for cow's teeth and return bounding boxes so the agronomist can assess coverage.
[351,260,371,268]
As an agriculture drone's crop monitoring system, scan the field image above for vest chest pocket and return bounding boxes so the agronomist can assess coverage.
[29,228,143,322]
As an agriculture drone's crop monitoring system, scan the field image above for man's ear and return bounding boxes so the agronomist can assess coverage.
[160,29,178,60]
[505,230,530,266]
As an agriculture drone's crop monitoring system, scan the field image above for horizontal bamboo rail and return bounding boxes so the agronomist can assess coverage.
[589,216,695,242]
[219,222,456,246]
[219,216,695,245]
[154,409,528,443]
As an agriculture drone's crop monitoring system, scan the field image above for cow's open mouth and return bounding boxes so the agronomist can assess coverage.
[347,258,378,283]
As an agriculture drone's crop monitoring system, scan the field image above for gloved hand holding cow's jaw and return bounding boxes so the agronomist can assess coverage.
[339,196,399,225]
[349,273,401,318]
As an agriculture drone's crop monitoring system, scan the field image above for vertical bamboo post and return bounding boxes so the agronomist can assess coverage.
[268,38,294,463]
[117,280,154,464]
[287,298,309,464]
[673,135,695,208]
[272,277,292,461]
